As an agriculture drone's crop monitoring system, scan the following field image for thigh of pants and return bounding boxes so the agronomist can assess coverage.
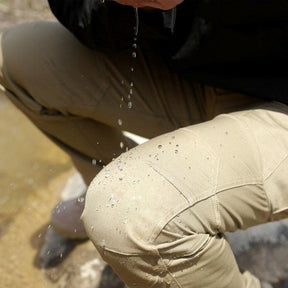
[0,21,261,182]
[82,102,288,288]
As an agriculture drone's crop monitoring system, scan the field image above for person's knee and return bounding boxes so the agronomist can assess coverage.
[81,150,222,288]
[81,128,218,252]
[81,151,161,254]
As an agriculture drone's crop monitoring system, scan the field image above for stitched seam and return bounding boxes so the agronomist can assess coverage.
[156,248,183,288]
[263,153,288,181]
[218,113,265,181]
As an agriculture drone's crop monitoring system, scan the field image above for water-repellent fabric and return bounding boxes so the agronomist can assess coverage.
[82,102,288,288]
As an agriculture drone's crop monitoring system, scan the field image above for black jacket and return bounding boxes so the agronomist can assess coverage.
[48,0,288,104]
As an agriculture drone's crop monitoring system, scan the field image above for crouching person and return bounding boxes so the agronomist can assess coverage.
[82,102,288,288]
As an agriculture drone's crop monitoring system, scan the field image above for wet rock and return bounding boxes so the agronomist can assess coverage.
[37,226,79,268]
[99,265,126,288]
[43,240,106,288]
[227,220,288,287]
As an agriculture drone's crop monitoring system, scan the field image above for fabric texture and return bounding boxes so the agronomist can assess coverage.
[82,102,288,288]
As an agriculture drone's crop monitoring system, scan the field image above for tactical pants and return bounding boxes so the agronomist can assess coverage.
[0,21,259,184]
[1,22,287,288]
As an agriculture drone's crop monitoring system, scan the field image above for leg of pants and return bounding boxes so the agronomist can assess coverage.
[82,102,288,288]
[0,21,261,184]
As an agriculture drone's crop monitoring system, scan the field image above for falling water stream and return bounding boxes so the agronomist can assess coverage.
[118,7,139,151]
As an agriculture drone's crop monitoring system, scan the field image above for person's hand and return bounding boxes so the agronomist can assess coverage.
[112,0,184,10]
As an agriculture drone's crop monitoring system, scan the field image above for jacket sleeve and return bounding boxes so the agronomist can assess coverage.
[48,0,135,51]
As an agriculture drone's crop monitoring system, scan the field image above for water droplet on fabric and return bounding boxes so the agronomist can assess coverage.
[130,82,134,87]
[120,141,124,149]
[77,196,85,203]
[132,52,137,58]
[118,118,123,126]
[101,239,106,248]
[128,102,133,109]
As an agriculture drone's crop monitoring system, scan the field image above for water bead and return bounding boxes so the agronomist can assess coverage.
[77,196,85,203]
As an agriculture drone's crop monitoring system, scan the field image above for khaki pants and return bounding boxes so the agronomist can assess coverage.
[1,22,285,287]
[83,103,288,288]
[0,21,259,184]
